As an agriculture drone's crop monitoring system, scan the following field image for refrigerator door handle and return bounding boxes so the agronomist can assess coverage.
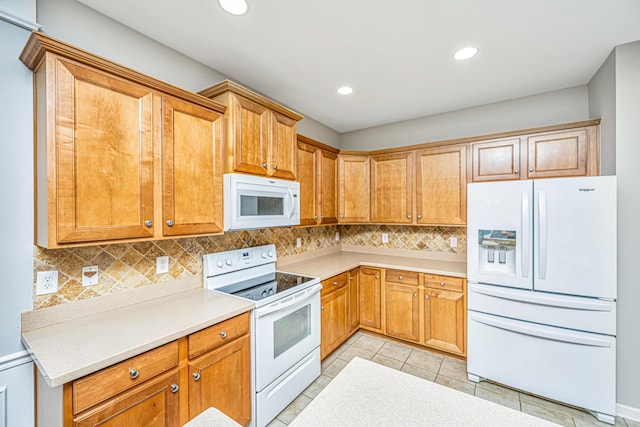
[469,313,612,348]
[538,190,548,280]
[521,192,530,278]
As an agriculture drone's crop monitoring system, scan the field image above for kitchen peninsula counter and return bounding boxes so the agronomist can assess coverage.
[277,245,466,280]
[21,277,254,387]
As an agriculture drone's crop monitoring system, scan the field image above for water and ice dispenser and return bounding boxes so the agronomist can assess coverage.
[477,229,516,275]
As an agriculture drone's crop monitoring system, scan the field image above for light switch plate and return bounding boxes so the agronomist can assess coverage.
[82,265,99,286]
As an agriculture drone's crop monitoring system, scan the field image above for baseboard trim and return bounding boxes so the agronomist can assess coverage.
[617,403,640,422]
[0,350,32,372]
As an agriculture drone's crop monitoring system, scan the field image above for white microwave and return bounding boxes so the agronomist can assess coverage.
[224,173,300,231]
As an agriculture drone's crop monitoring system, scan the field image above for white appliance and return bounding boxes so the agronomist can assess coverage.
[224,173,300,231]
[466,176,617,424]
[204,245,321,427]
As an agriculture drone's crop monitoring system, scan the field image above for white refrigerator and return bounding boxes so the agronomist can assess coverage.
[466,176,617,424]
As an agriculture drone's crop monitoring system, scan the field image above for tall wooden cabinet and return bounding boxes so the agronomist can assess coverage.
[296,135,339,226]
[21,32,227,248]
[200,80,303,181]
[338,155,371,223]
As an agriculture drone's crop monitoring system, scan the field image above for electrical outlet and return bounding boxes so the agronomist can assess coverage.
[156,256,169,274]
[296,237,302,248]
[36,270,58,295]
[450,237,458,248]
[82,265,99,286]
[381,233,389,243]
[335,232,340,241]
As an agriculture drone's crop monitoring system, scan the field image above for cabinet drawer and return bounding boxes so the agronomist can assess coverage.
[321,272,349,296]
[423,274,464,292]
[188,312,251,359]
[72,340,179,414]
[385,269,419,285]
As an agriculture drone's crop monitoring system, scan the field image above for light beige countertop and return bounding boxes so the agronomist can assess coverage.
[21,277,254,388]
[277,245,467,280]
[290,357,558,427]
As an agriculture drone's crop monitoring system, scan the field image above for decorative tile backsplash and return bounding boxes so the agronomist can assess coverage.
[33,225,466,309]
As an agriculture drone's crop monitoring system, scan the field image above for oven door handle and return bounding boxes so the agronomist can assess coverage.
[255,283,322,318]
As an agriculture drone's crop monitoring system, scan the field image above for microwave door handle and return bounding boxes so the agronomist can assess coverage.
[287,188,296,218]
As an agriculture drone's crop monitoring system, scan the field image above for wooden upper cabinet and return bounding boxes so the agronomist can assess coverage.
[162,97,224,236]
[471,137,522,182]
[22,32,227,248]
[338,155,370,223]
[200,80,303,180]
[370,152,414,223]
[38,56,156,246]
[525,127,595,179]
[415,145,467,225]
[296,135,339,226]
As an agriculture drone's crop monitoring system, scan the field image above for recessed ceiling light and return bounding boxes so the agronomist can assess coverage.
[337,86,354,95]
[218,0,248,15]
[454,47,478,61]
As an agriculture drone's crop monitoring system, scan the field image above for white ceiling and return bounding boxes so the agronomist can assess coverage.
[78,0,640,133]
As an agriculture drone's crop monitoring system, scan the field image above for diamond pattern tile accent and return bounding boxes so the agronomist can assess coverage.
[33,225,466,309]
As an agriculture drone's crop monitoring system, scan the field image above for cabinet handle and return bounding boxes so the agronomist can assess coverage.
[129,369,139,379]
[219,331,227,339]
[166,220,174,227]
[273,165,278,170]
[529,168,534,172]
[413,293,417,298]
[440,281,445,287]
[144,220,152,228]
[425,294,429,300]
[514,169,519,174]
[170,383,179,393]
[399,275,403,280]
[407,214,411,219]
[192,372,201,381]
[321,305,325,310]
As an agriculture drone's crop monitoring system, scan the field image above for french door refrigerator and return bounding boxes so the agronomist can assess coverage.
[467,176,617,424]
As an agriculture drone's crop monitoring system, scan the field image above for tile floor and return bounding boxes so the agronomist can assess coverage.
[268,332,637,427]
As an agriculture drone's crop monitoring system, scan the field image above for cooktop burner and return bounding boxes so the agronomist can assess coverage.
[217,272,317,302]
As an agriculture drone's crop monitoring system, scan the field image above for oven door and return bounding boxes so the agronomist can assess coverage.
[254,283,321,391]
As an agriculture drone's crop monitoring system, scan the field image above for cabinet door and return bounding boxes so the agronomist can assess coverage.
[321,285,349,359]
[358,268,382,331]
[348,269,360,332]
[270,111,297,179]
[471,137,521,182]
[385,282,420,342]
[162,97,224,236]
[370,152,414,223]
[318,149,339,224]
[228,94,270,176]
[188,335,251,425]
[415,145,467,225]
[53,58,154,244]
[338,155,370,223]
[423,288,465,356]
[296,141,319,226]
[525,128,588,179]
[73,371,180,427]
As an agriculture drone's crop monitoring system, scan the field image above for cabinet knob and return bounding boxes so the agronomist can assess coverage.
[321,215,325,219]
[529,168,534,172]
[425,294,429,300]
[407,214,411,219]
[440,281,445,287]
[514,169,519,174]
[170,383,179,393]
[350,276,353,281]
[375,275,379,279]
[166,220,174,227]
[273,164,278,170]
[399,275,403,280]
[262,163,268,168]
[413,293,418,298]
[321,305,325,310]
[417,215,422,219]
[219,331,227,339]
[144,220,152,228]
[340,215,344,218]
[192,372,201,381]
[129,369,139,379]
[314,216,318,219]
[333,281,338,285]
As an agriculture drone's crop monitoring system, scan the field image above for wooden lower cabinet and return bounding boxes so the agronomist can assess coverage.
[320,273,350,359]
[358,268,382,331]
[348,269,360,332]
[384,270,420,343]
[64,312,251,427]
[188,334,251,425]
[423,275,466,356]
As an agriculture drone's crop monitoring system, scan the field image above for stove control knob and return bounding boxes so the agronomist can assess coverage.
[268,288,274,296]
[268,250,274,258]
[262,290,268,298]
[216,260,223,268]
[261,252,267,259]
[225,258,232,266]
